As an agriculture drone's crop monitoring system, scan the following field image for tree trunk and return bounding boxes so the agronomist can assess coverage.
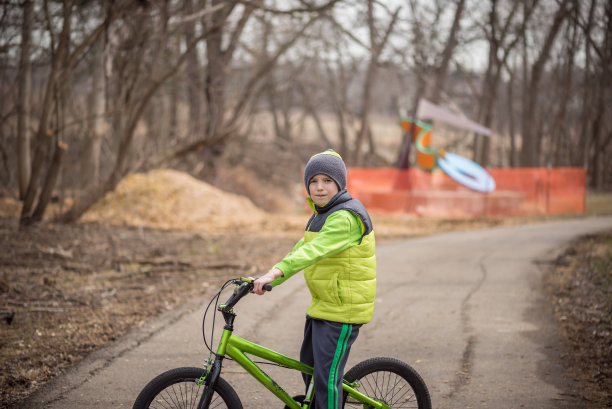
[591,0,611,190]
[81,37,106,189]
[353,61,375,165]
[519,0,570,167]
[474,0,531,167]
[297,82,332,146]
[148,0,169,155]
[323,54,352,158]
[507,66,517,167]
[204,2,230,140]
[354,1,399,166]
[21,0,74,225]
[578,0,597,169]
[30,142,67,223]
[474,46,496,165]
[430,0,466,104]
[552,19,578,167]
[333,100,350,159]
[168,36,180,142]
[17,0,34,200]
[183,0,203,140]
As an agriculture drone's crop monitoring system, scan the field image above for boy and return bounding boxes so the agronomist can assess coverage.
[253,149,376,409]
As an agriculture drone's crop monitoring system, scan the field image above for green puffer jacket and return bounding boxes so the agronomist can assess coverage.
[271,191,376,324]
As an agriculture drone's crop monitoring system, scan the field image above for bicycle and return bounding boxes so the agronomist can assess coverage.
[132,278,431,409]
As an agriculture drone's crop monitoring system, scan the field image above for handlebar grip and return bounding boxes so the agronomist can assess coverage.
[262,284,273,292]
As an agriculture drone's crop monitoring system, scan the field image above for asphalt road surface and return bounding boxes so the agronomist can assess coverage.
[20,217,612,409]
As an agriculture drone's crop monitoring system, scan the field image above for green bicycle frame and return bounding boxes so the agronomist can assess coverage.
[217,329,389,409]
[204,281,390,409]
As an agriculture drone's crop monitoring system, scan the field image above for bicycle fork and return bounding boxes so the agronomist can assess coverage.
[197,354,224,409]
[198,310,235,409]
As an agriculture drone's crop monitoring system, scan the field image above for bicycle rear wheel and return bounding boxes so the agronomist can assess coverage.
[132,367,242,409]
[343,357,431,409]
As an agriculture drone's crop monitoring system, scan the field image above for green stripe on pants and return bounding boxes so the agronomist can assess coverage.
[328,324,351,408]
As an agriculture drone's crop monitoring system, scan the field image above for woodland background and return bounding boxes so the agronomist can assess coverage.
[1,0,611,225]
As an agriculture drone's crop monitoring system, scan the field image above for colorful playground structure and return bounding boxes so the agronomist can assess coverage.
[400,117,496,193]
[347,99,586,218]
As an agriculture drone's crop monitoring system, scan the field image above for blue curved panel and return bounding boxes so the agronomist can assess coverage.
[437,152,496,193]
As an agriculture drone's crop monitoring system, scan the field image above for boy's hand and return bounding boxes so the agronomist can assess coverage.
[252,268,283,295]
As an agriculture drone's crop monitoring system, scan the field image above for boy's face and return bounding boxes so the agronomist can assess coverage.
[309,174,339,206]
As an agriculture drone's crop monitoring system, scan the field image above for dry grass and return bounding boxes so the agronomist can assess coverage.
[586,193,612,216]
[545,231,612,408]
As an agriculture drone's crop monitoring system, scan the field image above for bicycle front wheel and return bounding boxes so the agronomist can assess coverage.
[343,357,431,409]
[132,367,243,409]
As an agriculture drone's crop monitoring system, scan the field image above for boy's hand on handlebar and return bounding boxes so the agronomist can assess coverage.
[252,268,283,295]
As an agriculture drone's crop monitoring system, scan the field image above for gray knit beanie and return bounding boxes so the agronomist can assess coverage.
[304,149,347,194]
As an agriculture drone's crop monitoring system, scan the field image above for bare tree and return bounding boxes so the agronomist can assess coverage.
[583,0,612,190]
[20,0,75,225]
[203,0,253,142]
[183,0,203,140]
[577,0,598,170]
[314,19,362,158]
[326,56,358,159]
[297,78,334,147]
[59,1,334,222]
[352,0,400,165]
[519,0,572,167]
[14,0,118,225]
[430,0,466,104]
[144,4,325,169]
[16,0,33,200]
[60,0,208,222]
[3,0,610,228]
[473,0,535,167]
[549,6,579,167]
[394,0,467,167]
[80,35,106,189]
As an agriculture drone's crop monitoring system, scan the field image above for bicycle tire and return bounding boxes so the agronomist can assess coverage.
[132,367,243,409]
[343,357,431,409]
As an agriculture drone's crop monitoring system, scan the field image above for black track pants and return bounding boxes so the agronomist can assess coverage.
[300,316,361,409]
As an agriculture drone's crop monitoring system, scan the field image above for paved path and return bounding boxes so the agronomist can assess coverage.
[20,217,612,409]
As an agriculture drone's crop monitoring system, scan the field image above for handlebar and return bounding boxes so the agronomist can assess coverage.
[203,278,273,352]
[218,278,272,313]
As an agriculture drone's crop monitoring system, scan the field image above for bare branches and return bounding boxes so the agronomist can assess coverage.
[168,2,227,26]
[2,0,611,226]
[236,0,342,16]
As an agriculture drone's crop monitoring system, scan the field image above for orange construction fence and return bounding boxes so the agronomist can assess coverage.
[346,167,586,217]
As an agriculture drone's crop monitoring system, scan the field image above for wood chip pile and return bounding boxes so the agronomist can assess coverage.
[82,169,268,231]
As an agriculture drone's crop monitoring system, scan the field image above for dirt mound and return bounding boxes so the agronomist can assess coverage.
[214,164,302,213]
[82,169,269,231]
